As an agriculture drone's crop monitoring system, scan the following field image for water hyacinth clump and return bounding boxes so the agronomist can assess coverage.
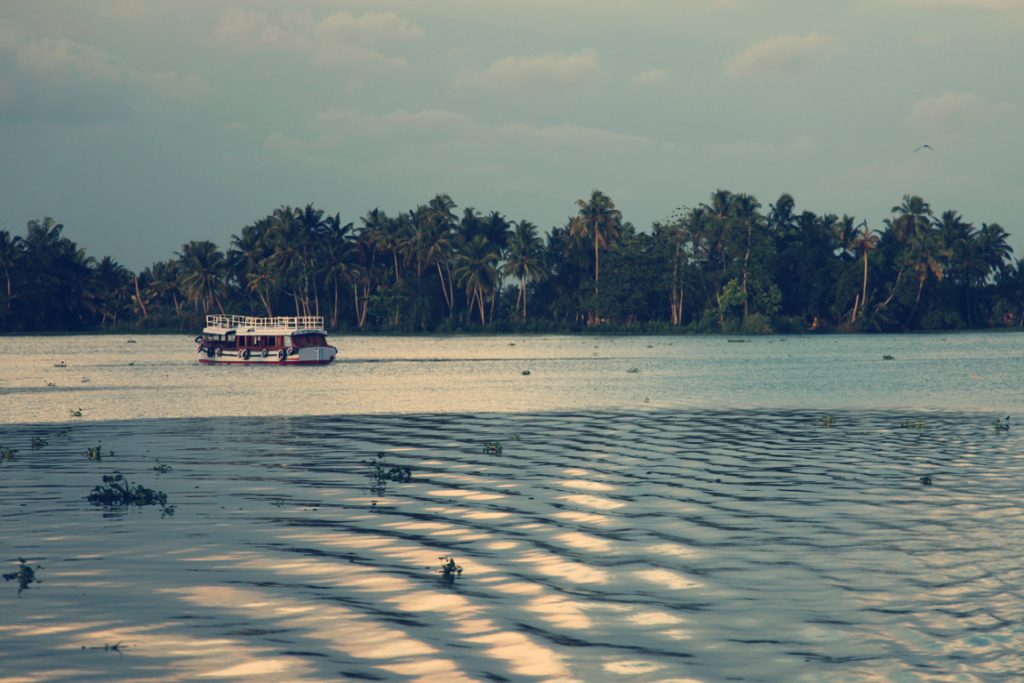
[86,472,174,515]
[367,453,412,496]
[83,444,107,461]
[437,555,463,585]
[4,558,43,595]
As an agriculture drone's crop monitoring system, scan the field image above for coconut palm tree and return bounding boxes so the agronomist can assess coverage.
[454,234,499,325]
[501,220,548,321]
[322,212,355,328]
[570,190,622,299]
[851,221,879,322]
[890,195,932,243]
[0,230,22,313]
[176,240,226,318]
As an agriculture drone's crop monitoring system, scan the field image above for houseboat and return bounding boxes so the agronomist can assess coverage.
[196,315,337,365]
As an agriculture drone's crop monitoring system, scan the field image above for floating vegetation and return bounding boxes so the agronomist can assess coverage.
[80,642,124,654]
[30,437,48,450]
[994,416,1010,432]
[626,368,640,374]
[152,460,172,474]
[727,339,747,343]
[4,558,43,595]
[818,415,835,428]
[482,441,503,455]
[1,446,17,462]
[437,555,463,585]
[882,354,895,360]
[367,453,412,496]
[86,472,174,515]
[83,444,109,461]
[510,434,521,441]
[919,475,933,486]
[900,419,925,430]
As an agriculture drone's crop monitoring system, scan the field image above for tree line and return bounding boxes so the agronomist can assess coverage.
[1,189,1022,334]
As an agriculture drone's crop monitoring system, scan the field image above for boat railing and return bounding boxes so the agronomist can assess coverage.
[206,315,325,331]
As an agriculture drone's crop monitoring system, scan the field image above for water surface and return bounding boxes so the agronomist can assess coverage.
[1,333,1021,681]
[1,332,1020,422]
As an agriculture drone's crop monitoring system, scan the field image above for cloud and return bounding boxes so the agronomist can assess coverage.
[10,36,211,98]
[455,49,601,90]
[632,68,673,86]
[893,0,1024,8]
[265,107,651,168]
[909,91,1017,127]
[211,6,423,67]
[725,32,836,78]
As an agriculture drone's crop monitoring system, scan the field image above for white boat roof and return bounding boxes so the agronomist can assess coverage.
[203,315,327,334]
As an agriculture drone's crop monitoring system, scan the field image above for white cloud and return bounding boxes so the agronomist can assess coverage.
[211,7,423,67]
[632,68,673,86]
[909,91,1017,127]
[725,32,836,78]
[455,48,601,89]
[12,36,211,98]
[894,0,1024,8]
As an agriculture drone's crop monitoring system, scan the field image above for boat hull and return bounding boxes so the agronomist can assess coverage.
[197,346,337,365]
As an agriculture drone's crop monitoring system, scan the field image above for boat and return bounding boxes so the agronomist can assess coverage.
[195,315,337,365]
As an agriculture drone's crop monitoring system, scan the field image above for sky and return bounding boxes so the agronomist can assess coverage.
[1,0,1022,271]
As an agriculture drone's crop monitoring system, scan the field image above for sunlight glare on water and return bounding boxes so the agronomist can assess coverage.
[0,332,1021,422]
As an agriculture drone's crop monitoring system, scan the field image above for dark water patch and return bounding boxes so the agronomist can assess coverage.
[1,408,1021,682]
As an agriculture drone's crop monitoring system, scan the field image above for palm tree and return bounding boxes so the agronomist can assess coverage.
[0,230,22,313]
[851,221,879,322]
[570,190,622,297]
[176,240,226,318]
[890,195,932,243]
[89,256,134,327]
[229,217,275,317]
[501,220,548,321]
[322,212,355,329]
[144,259,183,319]
[454,234,499,325]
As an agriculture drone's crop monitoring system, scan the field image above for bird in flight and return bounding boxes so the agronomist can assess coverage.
[913,144,933,152]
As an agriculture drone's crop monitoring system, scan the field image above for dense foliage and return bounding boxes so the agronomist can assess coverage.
[2,190,1021,334]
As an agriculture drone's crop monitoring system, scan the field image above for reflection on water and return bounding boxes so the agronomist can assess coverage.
[1,332,1022,422]
[2,410,1023,681]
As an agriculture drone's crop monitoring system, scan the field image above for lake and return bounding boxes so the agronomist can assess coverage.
[0,333,1021,682]
[1,332,1021,422]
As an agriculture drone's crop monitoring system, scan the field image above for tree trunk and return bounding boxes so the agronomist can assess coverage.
[436,261,452,312]
[134,276,148,319]
[477,287,487,325]
[742,221,752,319]
[860,251,869,320]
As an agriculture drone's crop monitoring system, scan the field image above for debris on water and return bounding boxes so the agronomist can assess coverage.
[438,555,463,585]
[4,558,42,594]
[994,416,1010,432]
[920,475,933,486]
